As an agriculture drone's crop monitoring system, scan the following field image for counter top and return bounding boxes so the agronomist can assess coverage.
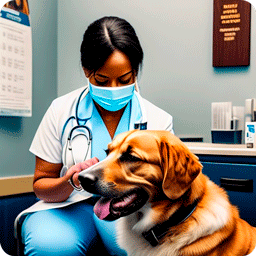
[184,143,256,156]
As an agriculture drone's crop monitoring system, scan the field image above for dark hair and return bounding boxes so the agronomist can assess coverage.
[80,16,143,75]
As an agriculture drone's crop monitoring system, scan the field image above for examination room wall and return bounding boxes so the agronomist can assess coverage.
[58,0,256,143]
[0,0,58,177]
[0,1,255,178]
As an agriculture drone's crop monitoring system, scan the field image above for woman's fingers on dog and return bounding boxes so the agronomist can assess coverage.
[67,157,99,176]
[64,166,83,187]
[65,165,78,179]
[80,157,99,170]
[64,158,100,187]
[72,172,80,187]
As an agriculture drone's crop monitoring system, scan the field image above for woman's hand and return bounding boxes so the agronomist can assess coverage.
[65,157,99,189]
[33,157,99,203]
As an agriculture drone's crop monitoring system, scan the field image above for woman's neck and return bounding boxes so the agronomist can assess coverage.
[96,104,125,139]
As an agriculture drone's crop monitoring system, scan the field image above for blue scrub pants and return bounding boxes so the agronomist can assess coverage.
[21,201,127,256]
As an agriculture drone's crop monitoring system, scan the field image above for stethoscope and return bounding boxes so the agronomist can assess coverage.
[60,85,148,179]
[61,87,92,170]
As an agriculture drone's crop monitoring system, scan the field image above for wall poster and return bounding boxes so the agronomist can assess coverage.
[0,0,32,117]
[213,0,251,67]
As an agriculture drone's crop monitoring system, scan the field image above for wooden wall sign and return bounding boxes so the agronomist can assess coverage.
[213,0,251,67]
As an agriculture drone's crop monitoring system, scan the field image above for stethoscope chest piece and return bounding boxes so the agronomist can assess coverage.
[62,125,92,171]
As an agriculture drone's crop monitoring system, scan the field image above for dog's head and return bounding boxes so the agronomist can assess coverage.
[78,130,202,221]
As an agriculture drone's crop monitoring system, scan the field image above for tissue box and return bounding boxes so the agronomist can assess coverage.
[211,130,242,144]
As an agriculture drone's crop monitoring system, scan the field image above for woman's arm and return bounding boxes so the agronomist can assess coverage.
[33,157,73,202]
[33,156,99,203]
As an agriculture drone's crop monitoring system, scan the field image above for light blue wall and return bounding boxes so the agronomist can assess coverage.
[0,0,58,177]
[0,0,255,178]
[57,0,256,142]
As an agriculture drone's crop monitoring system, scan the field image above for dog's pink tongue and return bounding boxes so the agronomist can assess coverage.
[94,197,112,220]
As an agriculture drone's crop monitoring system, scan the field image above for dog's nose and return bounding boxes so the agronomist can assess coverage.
[78,173,99,194]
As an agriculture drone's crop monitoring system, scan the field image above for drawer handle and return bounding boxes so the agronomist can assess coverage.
[220,178,253,193]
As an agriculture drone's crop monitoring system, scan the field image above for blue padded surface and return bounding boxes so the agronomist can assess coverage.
[0,193,38,255]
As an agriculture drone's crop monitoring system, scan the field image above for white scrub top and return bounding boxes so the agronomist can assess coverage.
[29,85,174,165]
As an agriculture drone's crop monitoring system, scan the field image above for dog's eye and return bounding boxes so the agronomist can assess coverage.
[120,153,141,163]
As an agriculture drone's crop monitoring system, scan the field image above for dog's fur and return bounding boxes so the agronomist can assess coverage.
[80,130,256,256]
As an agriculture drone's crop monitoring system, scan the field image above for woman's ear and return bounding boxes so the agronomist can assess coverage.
[135,80,140,93]
[161,138,202,200]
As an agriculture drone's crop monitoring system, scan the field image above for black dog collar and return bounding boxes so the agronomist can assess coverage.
[142,200,198,247]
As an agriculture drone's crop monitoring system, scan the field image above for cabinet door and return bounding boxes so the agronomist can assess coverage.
[201,162,256,227]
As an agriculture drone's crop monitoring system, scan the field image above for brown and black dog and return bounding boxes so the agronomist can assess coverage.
[79,130,256,256]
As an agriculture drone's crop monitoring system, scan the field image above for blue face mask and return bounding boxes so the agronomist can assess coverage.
[89,82,135,112]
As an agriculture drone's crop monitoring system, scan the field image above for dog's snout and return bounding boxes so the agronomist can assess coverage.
[78,173,99,194]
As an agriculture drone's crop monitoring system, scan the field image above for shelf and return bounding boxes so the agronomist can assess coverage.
[185,142,256,156]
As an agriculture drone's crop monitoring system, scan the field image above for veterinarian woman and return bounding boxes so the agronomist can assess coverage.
[21,16,174,256]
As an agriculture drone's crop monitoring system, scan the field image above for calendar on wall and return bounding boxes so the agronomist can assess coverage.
[0,0,32,117]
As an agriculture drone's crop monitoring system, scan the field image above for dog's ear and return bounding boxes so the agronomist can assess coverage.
[160,139,202,200]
